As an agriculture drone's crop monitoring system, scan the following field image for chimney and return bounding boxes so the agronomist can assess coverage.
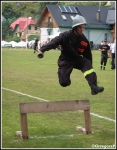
[96,10,100,22]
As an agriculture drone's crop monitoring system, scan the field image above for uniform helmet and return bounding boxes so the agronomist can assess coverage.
[72,15,87,28]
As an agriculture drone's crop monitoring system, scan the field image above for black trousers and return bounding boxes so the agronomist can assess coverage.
[57,56,97,87]
[100,54,108,67]
[111,53,115,69]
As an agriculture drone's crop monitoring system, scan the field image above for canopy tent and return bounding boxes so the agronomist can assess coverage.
[16,41,27,47]
[1,40,9,47]
[8,41,18,47]
[1,40,27,47]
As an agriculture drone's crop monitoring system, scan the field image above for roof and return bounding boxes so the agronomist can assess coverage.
[36,4,115,29]
[36,4,80,28]
[10,17,36,31]
[47,4,80,28]
[76,5,115,28]
[106,10,116,24]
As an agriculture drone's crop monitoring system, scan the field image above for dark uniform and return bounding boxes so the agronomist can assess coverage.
[34,38,39,53]
[99,44,110,70]
[38,13,104,95]
[39,30,98,90]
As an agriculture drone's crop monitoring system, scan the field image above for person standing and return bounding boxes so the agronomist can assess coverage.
[110,38,116,69]
[37,14,104,95]
[98,40,110,70]
[34,37,40,53]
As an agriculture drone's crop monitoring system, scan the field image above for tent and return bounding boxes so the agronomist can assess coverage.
[8,41,18,47]
[1,40,9,47]
[1,40,27,47]
[15,41,27,47]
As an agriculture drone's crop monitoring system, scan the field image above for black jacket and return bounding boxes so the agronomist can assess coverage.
[99,44,110,55]
[40,29,92,64]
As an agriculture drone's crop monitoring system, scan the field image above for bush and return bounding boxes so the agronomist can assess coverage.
[6,35,21,42]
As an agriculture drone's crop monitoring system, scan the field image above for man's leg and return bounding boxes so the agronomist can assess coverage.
[103,57,108,70]
[111,53,115,69]
[58,66,73,87]
[100,55,104,70]
[79,57,104,95]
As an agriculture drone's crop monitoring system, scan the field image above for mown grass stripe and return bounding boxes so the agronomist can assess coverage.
[2,87,115,123]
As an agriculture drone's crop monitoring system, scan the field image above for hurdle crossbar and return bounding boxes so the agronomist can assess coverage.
[17,100,92,139]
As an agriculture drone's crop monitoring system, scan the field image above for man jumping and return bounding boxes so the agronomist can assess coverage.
[37,15,104,95]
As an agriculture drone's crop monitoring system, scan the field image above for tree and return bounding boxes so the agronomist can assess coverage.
[6,35,20,42]
[2,20,13,40]
[28,35,40,41]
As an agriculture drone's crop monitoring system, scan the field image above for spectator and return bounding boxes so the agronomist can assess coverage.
[110,38,116,69]
[34,37,40,53]
[98,40,110,70]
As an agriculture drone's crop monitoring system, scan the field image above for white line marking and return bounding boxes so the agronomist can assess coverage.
[2,87,48,102]
[90,112,115,122]
[2,87,115,123]
[30,133,82,139]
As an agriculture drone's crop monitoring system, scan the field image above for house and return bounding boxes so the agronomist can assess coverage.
[75,5,115,44]
[36,4,115,45]
[10,17,40,41]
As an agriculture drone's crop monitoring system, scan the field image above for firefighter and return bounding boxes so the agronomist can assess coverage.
[37,14,104,95]
[99,40,110,70]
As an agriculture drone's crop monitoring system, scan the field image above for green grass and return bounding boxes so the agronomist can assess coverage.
[2,48,116,148]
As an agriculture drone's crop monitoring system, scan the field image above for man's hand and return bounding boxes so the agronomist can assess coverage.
[37,50,44,58]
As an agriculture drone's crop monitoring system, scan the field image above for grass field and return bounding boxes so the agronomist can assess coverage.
[2,48,116,149]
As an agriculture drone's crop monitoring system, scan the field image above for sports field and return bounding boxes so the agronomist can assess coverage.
[2,48,116,148]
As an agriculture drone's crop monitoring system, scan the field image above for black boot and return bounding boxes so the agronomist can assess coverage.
[91,85,104,95]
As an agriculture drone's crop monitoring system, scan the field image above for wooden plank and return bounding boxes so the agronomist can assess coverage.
[20,113,28,139]
[84,110,92,134]
[16,131,22,138]
[76,126,87,134]
[20,100,90,114]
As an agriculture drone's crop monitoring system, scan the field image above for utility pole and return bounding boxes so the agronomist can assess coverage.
[26,17,28,49]
[26,17,32,49]
[99,1,101,11]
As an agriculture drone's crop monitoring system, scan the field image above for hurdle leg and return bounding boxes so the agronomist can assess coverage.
[84,109,92,134]
[20,113,28,139]
[16,100,92,139]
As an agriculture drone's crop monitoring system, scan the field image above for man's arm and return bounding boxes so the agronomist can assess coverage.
[99,48,105,52]
[98,45,106,52]
[37,35,62,58]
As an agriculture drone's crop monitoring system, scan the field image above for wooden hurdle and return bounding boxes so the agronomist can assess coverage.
[16,100,92,139]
